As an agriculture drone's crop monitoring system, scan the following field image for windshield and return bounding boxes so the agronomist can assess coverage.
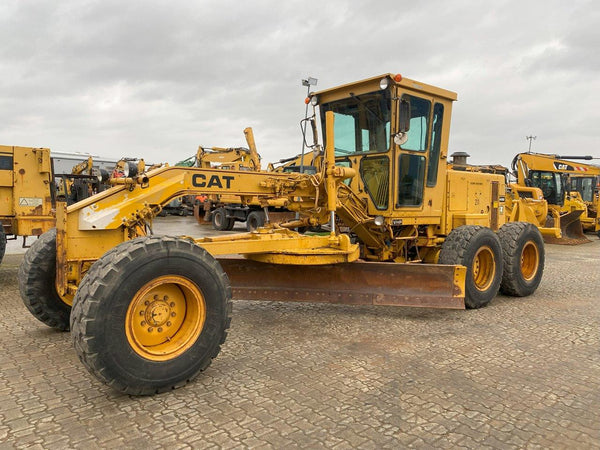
[530,171,563,205]
[571,176,595,202]
[320,89,391,156]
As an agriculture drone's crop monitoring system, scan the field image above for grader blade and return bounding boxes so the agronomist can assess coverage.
[544,210,591,245]
[217,258,466,309]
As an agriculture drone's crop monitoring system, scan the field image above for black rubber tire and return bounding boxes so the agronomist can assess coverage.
[0,226,6,264]
[439,225,503,309]
[497,222,545,297]
[246,211,265,232]
[18,229,71,331]
[212,207,233,231]
[70,236,232,395]
[224,216,235,231]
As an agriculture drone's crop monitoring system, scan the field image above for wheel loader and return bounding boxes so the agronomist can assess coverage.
[19,73,546,395]
[511,152,600,242]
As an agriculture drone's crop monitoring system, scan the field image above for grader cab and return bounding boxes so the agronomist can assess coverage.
[19,73,545,395]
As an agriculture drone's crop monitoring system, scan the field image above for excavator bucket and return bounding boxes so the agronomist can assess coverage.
[218,257,466,309]
[544,210,591,245]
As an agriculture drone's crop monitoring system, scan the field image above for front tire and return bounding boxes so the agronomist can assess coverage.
[18,229,71,330]
[439,226,503,309]
[70,236,232,395]
[497,222,544,297]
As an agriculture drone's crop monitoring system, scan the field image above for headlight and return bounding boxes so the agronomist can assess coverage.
[379,77,389,90]
[310,95,319,106]
[123,161,138,178]
[374,215,385,226]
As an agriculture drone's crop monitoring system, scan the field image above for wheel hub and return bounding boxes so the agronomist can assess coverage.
[126,276,206,361]
[144,298,172,327]
[472,246,495,291]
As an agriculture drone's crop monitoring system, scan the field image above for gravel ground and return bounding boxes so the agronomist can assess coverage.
[1,217,599,448]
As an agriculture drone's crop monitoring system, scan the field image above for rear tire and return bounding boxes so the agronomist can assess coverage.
[70,236,232,395]
[212,207,233,231]
[497,222,544,297]
[18,229,71,331]
[246,211,265,232]
[439,225,503,309]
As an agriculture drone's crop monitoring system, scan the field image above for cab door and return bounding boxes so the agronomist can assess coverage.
[393,93,445,220]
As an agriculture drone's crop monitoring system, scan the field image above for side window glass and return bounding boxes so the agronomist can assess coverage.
[401,95,431,152]
[333,113,357,156]
[427,103,444,187]
[397,154,426,206]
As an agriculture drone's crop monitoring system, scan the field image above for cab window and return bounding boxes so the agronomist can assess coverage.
[321,89,391,156]
[401,95,431,152]
[427,103,444,187]
[397,154,426,206]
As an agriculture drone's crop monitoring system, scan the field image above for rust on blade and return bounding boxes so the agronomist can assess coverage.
[217,257,466,309]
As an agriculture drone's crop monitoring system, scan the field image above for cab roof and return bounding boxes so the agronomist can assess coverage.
[313,73,458,102]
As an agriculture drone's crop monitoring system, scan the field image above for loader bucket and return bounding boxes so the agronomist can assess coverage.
[544,210,591,245]
[217,257,466,309]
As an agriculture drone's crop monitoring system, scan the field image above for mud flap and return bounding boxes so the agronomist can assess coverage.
[217,258,466,309]
[544,210,591,245]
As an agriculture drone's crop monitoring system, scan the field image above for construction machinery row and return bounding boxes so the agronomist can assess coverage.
[0,148,160,264]
[15,72,595,396]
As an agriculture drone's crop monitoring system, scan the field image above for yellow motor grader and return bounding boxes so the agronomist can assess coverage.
[19,73,545,395]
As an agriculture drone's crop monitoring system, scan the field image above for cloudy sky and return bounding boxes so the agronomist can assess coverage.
[1,0,599,169]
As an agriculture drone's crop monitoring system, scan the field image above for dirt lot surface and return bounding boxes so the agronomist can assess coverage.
[1,217,599,448]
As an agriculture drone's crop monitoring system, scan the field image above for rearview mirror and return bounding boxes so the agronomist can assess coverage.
[398,99,410,133]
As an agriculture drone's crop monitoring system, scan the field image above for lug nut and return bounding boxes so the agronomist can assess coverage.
[166,321,171,327]
[148,327,153,332]
[163,295,169,301]
[171,312,176,317]
[144,300,149,306]
[141,321,146,326]
[158,327,163,332]
[139,311,144,316]
[170,302,175,307]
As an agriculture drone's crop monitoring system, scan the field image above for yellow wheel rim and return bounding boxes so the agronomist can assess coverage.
[125,275,206,361]
[520,241,539,281]
[472,246,496,291]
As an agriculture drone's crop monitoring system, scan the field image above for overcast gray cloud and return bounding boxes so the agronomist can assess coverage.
[1,0,598,168]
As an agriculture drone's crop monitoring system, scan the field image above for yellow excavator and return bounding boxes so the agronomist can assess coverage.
[511,152,600,242]
[19,73,546,395]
